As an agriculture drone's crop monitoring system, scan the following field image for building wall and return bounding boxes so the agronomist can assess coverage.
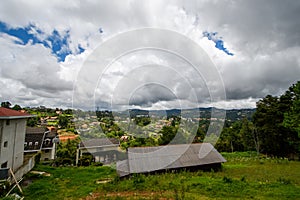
[79,146,120,164]
[41,149,54,161]
[0,118,26,172]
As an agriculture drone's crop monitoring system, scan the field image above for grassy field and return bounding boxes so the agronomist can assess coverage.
[4,152,300,200]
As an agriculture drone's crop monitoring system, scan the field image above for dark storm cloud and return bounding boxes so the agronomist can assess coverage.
[128,84,177,106]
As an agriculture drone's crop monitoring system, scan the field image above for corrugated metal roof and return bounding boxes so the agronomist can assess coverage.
[26,127,47,134]
[117,143,226,177]
[79,138,119,148]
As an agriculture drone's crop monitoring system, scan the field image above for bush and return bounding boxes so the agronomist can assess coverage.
[78,154,94,166]
[223,176,233,183]
[0,181,10,197]
[92,162,103,167]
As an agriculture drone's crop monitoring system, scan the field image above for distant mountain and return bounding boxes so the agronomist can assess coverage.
[117,107,255,121]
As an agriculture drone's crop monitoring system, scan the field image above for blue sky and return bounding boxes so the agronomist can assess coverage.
[0,20,234,63]
[203,31,234,56]
[0,21,84,62]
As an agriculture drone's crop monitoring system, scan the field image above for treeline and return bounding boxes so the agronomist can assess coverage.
[215,81,300,158]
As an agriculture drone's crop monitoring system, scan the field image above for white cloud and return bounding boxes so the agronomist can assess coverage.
[0,0,299,110]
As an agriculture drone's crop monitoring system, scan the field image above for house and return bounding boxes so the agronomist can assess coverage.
[42,127,59,161]
[117,143,226,177]
[77,138,120,165]
[0,107,32,179]
[58,134,79,142]
[24,127,58,161]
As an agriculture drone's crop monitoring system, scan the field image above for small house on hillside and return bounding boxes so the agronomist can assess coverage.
[117,143,226,177]
[24,127,59,161]
[77,138,120,165]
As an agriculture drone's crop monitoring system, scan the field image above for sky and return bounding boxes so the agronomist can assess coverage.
[0,0,300,110]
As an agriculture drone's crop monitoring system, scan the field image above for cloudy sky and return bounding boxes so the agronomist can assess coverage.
[0,0,300,110]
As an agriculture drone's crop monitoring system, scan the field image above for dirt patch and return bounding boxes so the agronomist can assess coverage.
[95,178,113,184]
[30,171,51,177]
[83,191,175,200]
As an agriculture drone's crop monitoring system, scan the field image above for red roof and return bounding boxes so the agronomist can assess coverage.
[58,135,79,142]
[0,107,31,118]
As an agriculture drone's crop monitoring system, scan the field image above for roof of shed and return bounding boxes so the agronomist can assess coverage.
[79,138,119,148]
[117,143,226,177]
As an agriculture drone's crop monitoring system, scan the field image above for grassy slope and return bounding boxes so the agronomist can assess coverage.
[12,152,300,199]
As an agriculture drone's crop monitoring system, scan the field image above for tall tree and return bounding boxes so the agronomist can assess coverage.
[253,83,300,157]
[1,101,11,108]
[239,118,255,151]
[12,104,22,111]
[283,81,300,137]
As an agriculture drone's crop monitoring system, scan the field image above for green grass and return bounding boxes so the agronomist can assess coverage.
[7,152,300,200]
[21,165,115,200]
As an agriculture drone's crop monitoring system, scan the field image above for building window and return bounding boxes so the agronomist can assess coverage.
[45,139,51,145]
[29,142,33,146]
[35,142,39,146]
[6,120,10,126]
[1,162,7,168]
[24,142,27,147]
[3,141,8,148]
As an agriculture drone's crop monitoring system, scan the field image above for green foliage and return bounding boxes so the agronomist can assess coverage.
[283,81,300,137]
[78,153,94,166]
[253,81,300,157]
[11,104,22,111]
[158,125,177,145]
[58,115,69,129]
[0,101,11,108]
[0,181,10,197]
[134,116,151,127]
[27,116,39,127]
[55,139,79,166]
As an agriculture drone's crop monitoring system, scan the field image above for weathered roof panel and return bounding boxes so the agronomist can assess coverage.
[117,143,226,176]
[79,138,119,148]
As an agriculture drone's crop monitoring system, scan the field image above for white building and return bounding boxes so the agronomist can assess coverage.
[0,107,31,173]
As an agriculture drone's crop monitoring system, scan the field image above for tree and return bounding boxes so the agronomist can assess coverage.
[216,121,243,152]
[12,104,22,111]
[239,118,255,151]
[58,115,69,129]
[1,101,11,108]
[55,139,79,166]
[253,84,300,157]
[158,126,177,145]
[27,116,39,127]
[283,81,300,137]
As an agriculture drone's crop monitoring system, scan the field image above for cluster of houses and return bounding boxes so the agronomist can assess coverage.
[0,107,226,182]
[0,107,120,182]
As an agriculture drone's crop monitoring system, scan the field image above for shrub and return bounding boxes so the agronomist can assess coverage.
[223,176,233,183]
[92,162,103,167]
